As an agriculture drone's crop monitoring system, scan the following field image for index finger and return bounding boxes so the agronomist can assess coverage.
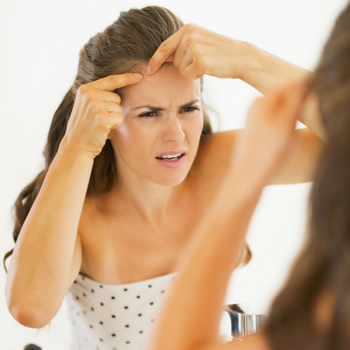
[88,73,143,91]
[147,30,183,75]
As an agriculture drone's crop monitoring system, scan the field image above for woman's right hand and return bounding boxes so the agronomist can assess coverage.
[61,73,143,159]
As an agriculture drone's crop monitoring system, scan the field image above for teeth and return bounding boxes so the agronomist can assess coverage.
[160,153,182,159]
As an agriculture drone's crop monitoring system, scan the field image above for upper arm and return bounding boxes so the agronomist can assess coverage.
[193,127,324,188]
[267,127,324,185]
[194,128,324,189]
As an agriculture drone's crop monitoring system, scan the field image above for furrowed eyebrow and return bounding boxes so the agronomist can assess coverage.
[132,99,200,111]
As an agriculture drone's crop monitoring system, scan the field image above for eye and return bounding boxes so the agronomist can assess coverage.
[139,106,199,118]
[139,111,158,118]
[181,106,199,113]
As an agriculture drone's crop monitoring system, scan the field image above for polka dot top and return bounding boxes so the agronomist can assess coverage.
[66,272,231,350]
[66,272,178,350]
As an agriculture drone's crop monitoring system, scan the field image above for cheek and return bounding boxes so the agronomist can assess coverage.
[187,114,204,140]
[115,119,133,141]
[114,120,152,156]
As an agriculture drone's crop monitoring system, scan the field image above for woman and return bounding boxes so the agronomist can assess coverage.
[4,5,323,350]
[148,3,350,350]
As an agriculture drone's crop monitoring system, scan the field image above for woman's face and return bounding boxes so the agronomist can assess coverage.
[108,63,203,187]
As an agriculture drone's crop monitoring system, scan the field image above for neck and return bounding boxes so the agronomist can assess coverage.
[109,156,183,226]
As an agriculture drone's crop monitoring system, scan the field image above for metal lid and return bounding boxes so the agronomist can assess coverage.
[224,302,268,339]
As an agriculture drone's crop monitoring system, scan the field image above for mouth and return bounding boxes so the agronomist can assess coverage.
[155,153,186,161]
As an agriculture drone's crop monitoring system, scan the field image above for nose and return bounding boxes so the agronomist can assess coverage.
[161,115,185,144]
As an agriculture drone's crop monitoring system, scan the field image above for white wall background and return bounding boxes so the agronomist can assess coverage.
[0,0,348,349]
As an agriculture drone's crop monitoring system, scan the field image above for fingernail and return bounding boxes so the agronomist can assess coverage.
[134,73,143,79]
[146,65,152,75]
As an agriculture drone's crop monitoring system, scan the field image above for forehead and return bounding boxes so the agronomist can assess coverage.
[120,63,201,107]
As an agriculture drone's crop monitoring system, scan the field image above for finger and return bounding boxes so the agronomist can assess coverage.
[106,112,124,129]
[92,90,122,104]
[102,102,123,114]
[88,73,143,91]
[107,111,124,139]
[165,53,175,62]
[172,43,188,69]
[147,31,183,75]
[182,61,202,81]
[177,51,194,77]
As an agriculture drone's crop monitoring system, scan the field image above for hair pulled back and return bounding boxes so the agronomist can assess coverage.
[265,3,350,349]
[3,6,213,272]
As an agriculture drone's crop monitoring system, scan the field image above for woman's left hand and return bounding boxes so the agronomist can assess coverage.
[146,23,251,80]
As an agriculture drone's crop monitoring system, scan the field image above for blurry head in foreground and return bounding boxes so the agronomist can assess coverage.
[265,3,350,349]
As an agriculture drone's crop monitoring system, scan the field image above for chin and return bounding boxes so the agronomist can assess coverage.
[149,171,188,187]
[142,156,192,186]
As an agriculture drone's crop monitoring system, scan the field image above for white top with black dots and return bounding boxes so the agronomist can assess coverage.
[66,272,230,350]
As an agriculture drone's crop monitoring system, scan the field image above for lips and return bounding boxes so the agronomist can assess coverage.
[155,149,187,158]
[155,153,186,168]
